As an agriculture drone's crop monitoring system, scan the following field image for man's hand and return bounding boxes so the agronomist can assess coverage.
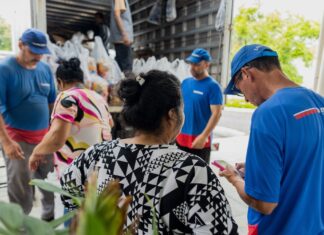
[191,134,208,149]
[122,34,132,46]
[219,164,244,185]
[29,152,46,171]
[2,139,25,160]
[236,162,245,178]
[219,162,277,214]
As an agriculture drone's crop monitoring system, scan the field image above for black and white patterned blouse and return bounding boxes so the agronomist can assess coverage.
[60,139,238,234]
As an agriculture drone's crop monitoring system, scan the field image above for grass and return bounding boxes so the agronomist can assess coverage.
[225,98,256,109]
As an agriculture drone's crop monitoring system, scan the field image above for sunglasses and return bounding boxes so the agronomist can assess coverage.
[230,70,243,96]
[231,65,252,96]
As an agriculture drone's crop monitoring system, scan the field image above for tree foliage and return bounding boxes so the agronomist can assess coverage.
[0,16,12,51]
[232,7,320,83]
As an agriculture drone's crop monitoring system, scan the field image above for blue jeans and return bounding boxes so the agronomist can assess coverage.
[114,43,133,72]
[64,207,72,228]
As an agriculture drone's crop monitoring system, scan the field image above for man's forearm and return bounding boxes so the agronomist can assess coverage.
[201,110,221,138]
[114,12,127,38]
[232,179,277,215]
[0,114,10,144]
[232,179,253,205]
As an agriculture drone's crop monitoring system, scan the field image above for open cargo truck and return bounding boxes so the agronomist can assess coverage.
[0,0,233,190]
[2,0,233,87]
[0,0,234,137]
[43,0,232,135]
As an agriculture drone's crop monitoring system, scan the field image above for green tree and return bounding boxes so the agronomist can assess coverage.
[0,16,12,51]
[232,7,320,83]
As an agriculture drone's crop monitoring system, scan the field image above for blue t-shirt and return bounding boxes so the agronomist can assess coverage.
[176,76,223,148]
[0,57,56,132]
[245,87,324,235]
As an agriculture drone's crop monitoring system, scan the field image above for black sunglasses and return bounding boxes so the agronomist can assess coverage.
[231,65,252,96]
[231,70,244,96]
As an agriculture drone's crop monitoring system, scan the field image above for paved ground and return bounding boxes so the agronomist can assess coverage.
[0,107,252,234]
[218,107,254,134]
[211,134,249,234]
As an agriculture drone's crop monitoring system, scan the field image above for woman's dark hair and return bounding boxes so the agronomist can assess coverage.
[56,57,84,84]
[118,70,182,133]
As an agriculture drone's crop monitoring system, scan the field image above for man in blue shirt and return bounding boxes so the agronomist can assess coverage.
[220,44,324,234]
[0,29,56,221]
[176,48,223,163]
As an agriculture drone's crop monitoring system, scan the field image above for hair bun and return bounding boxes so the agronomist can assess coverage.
[62,60,69,69]
[69,57,81,70]
[56,57,84,83]
[118,79,141,105]
[119,70,181,133]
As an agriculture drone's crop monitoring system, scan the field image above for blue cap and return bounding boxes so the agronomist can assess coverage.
[224,44,278,95]
[20,28,50,55]
[186,48,212,64]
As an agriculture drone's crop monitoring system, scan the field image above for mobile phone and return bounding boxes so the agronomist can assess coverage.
[212,160,245,178]
[211,160,228,171]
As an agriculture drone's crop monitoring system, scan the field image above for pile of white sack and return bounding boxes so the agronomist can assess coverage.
[133,56,191,83]
[43,31,191,90]
[43,32,123,93]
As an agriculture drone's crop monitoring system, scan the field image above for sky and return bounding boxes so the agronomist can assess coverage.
[0,0,28,22]
[0,0,31,29]
[234,0,324,22]
[0,0,31,53]
[233,0,324,88]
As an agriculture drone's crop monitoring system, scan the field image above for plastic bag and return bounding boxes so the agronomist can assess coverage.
[142,56,157,73]
[42,34,60,83]
[172,59,191,82]
[79,47,91,82]
[88,72,109,99]
[51,43,65,59]
[132,56,190,83]
[133,58,145,75]
[215,0,226,31]
[61,41,78,59]
[91,36,123,84]
[156,57,171,71]
[87,30,94,40]
[147,0,162,25]
[71,32,85,45]
[166,0,177,22]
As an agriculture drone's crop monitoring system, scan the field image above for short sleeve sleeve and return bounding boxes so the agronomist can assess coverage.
[48,70,57,104]
[208,82,223,105]
[0,65,8,114]
[52,92,78,123]
[245,107,284,203]
[114,0,126,11]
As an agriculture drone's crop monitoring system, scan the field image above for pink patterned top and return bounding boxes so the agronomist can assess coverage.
[51,87,113,176]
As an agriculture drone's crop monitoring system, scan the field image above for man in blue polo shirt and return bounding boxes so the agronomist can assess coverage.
[220,44,324,234]
[0,28,56,220]
[176,48,223,163]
